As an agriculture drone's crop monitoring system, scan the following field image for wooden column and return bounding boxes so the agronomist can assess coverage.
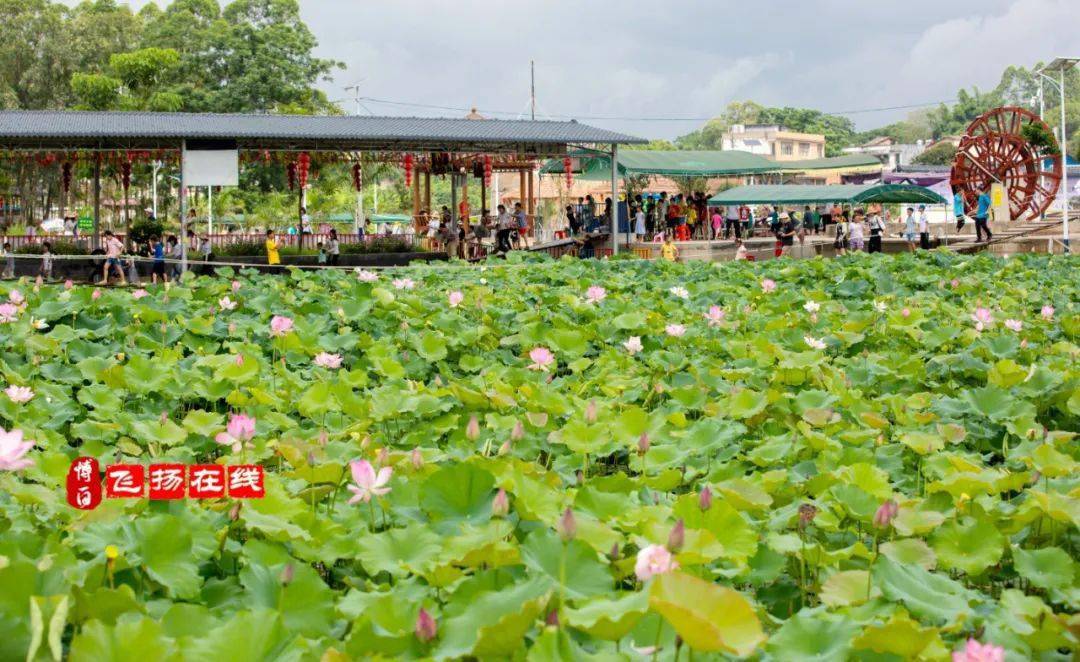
[461,174,469,231]
[424,171,431,212]
[519,170,527,212]
[527,168,535,222]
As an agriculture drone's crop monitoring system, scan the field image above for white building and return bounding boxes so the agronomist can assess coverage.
[843,137,927,171]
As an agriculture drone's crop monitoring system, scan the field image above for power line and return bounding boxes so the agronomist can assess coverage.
[351,95,958,122]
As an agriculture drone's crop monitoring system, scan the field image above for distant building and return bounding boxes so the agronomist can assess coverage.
[842,136,927,171]
[721,124,825,161]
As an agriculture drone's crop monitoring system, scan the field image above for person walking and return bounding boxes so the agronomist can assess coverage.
[724,204,740,239]
[973,187,993,242]
[99,230,126,285]
[917,205,931,250]
[327,229,340,266]
[513,202,529,249]
[265,229,281,270]
[953,189,967,233]
[167,235,182,280]
[903,207,917,252]
[848,210,866,252]
[150,235,166,284]
[495,204,513,253]
[867,211,884,254]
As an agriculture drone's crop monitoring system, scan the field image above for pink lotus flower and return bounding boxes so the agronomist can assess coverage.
[1041,305,1054,320]
[585,285,607,304]
[971,307,993,330]
[668,286,689,300]
[414,608,437,643]
[218,296,237,311]
[951,639,1004,662]
[269,315,294,336]
[1004,319,1022,332]
[214,413,256,453]
[234,354,244,366]
[804,335,826,350]
[491,488,509,517]
[704,306,725,327]
[357,269,378,282]
[347,459,392,504]
[9,290,24,305]
[392,277,415,290]
[313,352,343,369]
[447,290,464,307]
[528,347,555,371]
[635,544,679,581]
[901,307,911,318]
[63,279,73,290]
[91,289,101,300]
[0,427,33,471]
[131,289,149,300]
[623,336,643,355]
[761,278,777,293]
[5,385,34,404]
[951,279,960,289]
[665,324,686,338]
[873,500,899,528]
[0,303,18,323]
[231,280,242,293]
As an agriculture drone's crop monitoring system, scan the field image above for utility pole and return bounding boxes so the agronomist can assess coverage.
[344,80,366,116]
[530,60,536,121]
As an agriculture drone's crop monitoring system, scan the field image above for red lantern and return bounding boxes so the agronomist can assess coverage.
[563,157,573,188]
[286,161,297,190]
[352,162,362,191]
[297,152,311,190]
[403,153,414,188]
[483,155,492,188]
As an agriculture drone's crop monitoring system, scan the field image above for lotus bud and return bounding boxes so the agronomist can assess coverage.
[557,507,577,541]
[511,420,525,441]
[575,470,584,485]
[337,307,345,318]
[376,447,389,466]
[545,609,559,627]
[466,415,480,440]
[873,500,898,528]
[414,608,437,643]
[411,448,424,470]
[434,375,443,387]
[360,435,371,451]
[318,429,328,446]
[667,519,685,552]
[498,440,511,455]
[160,411,168,425]
[608,542,620,561]
[279,563,294,586]
[228,502,242,521]
[234,354,244,366]
[306,451,316,466]
[402,351,410,361]
[228,322,236,334]
[699,485,713,511]
[798,503,818,529]
[637,432,650,456]
[491,488,509,517]
[585,399,597,423]
[654,382,664,394]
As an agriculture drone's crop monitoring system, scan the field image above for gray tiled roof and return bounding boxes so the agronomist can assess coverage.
[0,111,644,150]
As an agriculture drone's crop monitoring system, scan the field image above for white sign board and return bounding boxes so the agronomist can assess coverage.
[182,148,239,186]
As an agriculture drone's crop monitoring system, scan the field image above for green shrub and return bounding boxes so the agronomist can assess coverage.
[128,218,167,246]
[215,241,266,257]
[14,240,89,255]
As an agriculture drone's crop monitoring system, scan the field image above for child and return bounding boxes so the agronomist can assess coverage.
[660,234,679,262]
[317,242,328,265]
[734,238,748,261]
[150,235,166,284]
[711,208,723,240]
[2,242,13,279]
[634,205,646,242]
[40,241,53,281]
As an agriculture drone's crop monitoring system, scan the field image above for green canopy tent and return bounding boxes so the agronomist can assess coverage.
[541,150,881,179]
[707,184,946,206]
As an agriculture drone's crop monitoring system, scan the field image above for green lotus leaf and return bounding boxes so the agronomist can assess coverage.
[648,570,764,656]
[765,609,859,661]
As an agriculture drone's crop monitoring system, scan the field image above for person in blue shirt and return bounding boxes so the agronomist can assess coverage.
[953,189,966,232]
[150,235,167,284]
[974,187,993,242]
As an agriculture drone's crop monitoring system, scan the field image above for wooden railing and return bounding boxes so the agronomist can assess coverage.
[0,232,423,251]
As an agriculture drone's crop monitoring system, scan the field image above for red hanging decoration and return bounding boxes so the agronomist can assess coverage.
[61,162,73,193]
[352,162,362,192]
[286,161,297,190]
[563,156,573,188]
[297,151,311,190]
[483,155,493,188]
[403,153,414,188]
[120,160,132,191]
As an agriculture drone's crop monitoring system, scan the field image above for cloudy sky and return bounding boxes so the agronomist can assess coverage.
[114,0,1080,139]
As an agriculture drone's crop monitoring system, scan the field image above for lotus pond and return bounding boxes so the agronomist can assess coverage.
[1,252,1078,661]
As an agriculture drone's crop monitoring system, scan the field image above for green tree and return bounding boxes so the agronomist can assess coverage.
[676,100,762,149]
[0,0,72,109]
[71,47,183,111]
[912,142,956,166]
[755,107,856,156]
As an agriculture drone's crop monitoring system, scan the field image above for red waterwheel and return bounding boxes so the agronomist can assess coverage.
[950,106,1062,220]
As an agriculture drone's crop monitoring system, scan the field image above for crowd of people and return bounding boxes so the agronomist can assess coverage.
[417,201,534,259]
